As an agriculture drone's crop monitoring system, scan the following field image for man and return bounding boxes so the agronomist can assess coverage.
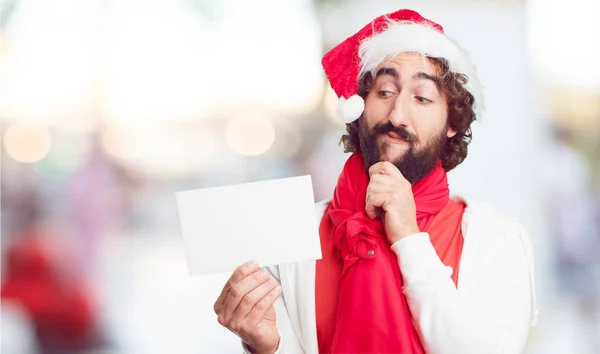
[214,9,537,354]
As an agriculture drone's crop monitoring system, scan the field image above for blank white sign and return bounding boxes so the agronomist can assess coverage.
[176,175,322,276]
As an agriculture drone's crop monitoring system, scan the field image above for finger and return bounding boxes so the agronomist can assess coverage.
[214,260,260,315]
[368,162,387,177]
[367,174,397,191]
[215,260,259,315]
[378,161,405,179]
[223,268,271,323]
[229,277,277,328]
[365,193,386,219]
[243,285,283,329]
[365,177,393,219]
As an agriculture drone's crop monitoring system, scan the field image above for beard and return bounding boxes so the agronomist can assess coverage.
[358,118,446,185]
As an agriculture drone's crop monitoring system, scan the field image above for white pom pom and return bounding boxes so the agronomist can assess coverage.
[335,95,364,123]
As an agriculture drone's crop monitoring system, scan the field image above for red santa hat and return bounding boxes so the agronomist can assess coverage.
[322,9,483,123]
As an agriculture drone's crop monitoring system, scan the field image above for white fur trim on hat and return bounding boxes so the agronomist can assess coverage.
[359,21,484,118]
[336,95,365,123]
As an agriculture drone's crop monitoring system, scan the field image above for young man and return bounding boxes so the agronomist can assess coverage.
[214,9,537,354]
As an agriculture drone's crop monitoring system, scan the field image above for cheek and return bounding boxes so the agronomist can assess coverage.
[411,106,447,141]
[364,97,392,126]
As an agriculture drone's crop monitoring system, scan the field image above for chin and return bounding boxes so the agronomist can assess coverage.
[379,141,408,163]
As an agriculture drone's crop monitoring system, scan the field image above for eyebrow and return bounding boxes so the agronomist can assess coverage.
[375,67,441,88]
[413,72,441,87]
[375,67,399,80]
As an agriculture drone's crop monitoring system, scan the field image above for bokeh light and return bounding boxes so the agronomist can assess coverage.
[226,114,276,156]
[101,127,140,161]
[3,121,53,163]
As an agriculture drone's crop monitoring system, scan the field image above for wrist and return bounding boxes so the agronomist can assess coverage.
[246,337,280,354]
[389,224,420,244]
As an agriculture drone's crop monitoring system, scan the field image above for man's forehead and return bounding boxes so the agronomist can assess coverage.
[376,53,440,77]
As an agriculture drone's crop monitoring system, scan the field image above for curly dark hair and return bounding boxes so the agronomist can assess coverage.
[340,57,476,172]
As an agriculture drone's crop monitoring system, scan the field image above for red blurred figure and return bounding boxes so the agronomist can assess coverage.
[1,226,103,353]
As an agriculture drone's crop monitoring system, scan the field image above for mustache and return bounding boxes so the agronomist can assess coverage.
[373,122,418,143]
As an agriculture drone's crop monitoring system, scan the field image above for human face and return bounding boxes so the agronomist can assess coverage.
[359,52,457,183]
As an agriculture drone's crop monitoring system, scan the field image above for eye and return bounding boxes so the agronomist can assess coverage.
[415,96,433,104]
[377,90,394,99]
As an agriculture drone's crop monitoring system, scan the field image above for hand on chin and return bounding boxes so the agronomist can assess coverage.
[365,161,420,244]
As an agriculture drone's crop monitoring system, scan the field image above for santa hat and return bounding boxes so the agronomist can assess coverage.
[322,9,483,123]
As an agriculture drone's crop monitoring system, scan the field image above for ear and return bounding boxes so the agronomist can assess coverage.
[446,127,457,138]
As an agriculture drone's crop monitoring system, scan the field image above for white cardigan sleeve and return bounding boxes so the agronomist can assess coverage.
[391,223,536,354]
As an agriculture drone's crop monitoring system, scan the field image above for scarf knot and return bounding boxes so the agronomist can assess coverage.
[330,209,385,273]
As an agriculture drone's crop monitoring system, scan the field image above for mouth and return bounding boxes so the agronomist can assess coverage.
[382,132,409,144]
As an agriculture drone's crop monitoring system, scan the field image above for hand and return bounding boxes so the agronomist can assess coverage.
[366,161,420,244]
[214,260,282,354]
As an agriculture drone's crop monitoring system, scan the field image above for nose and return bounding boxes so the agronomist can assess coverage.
[388,92,410,128]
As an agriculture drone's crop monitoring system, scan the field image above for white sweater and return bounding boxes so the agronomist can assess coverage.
[244,199,538,354]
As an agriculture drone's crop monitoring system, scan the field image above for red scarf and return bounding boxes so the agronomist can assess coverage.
[315,153,464,353]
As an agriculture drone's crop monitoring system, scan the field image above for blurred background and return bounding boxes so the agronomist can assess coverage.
[1,0,599,353]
